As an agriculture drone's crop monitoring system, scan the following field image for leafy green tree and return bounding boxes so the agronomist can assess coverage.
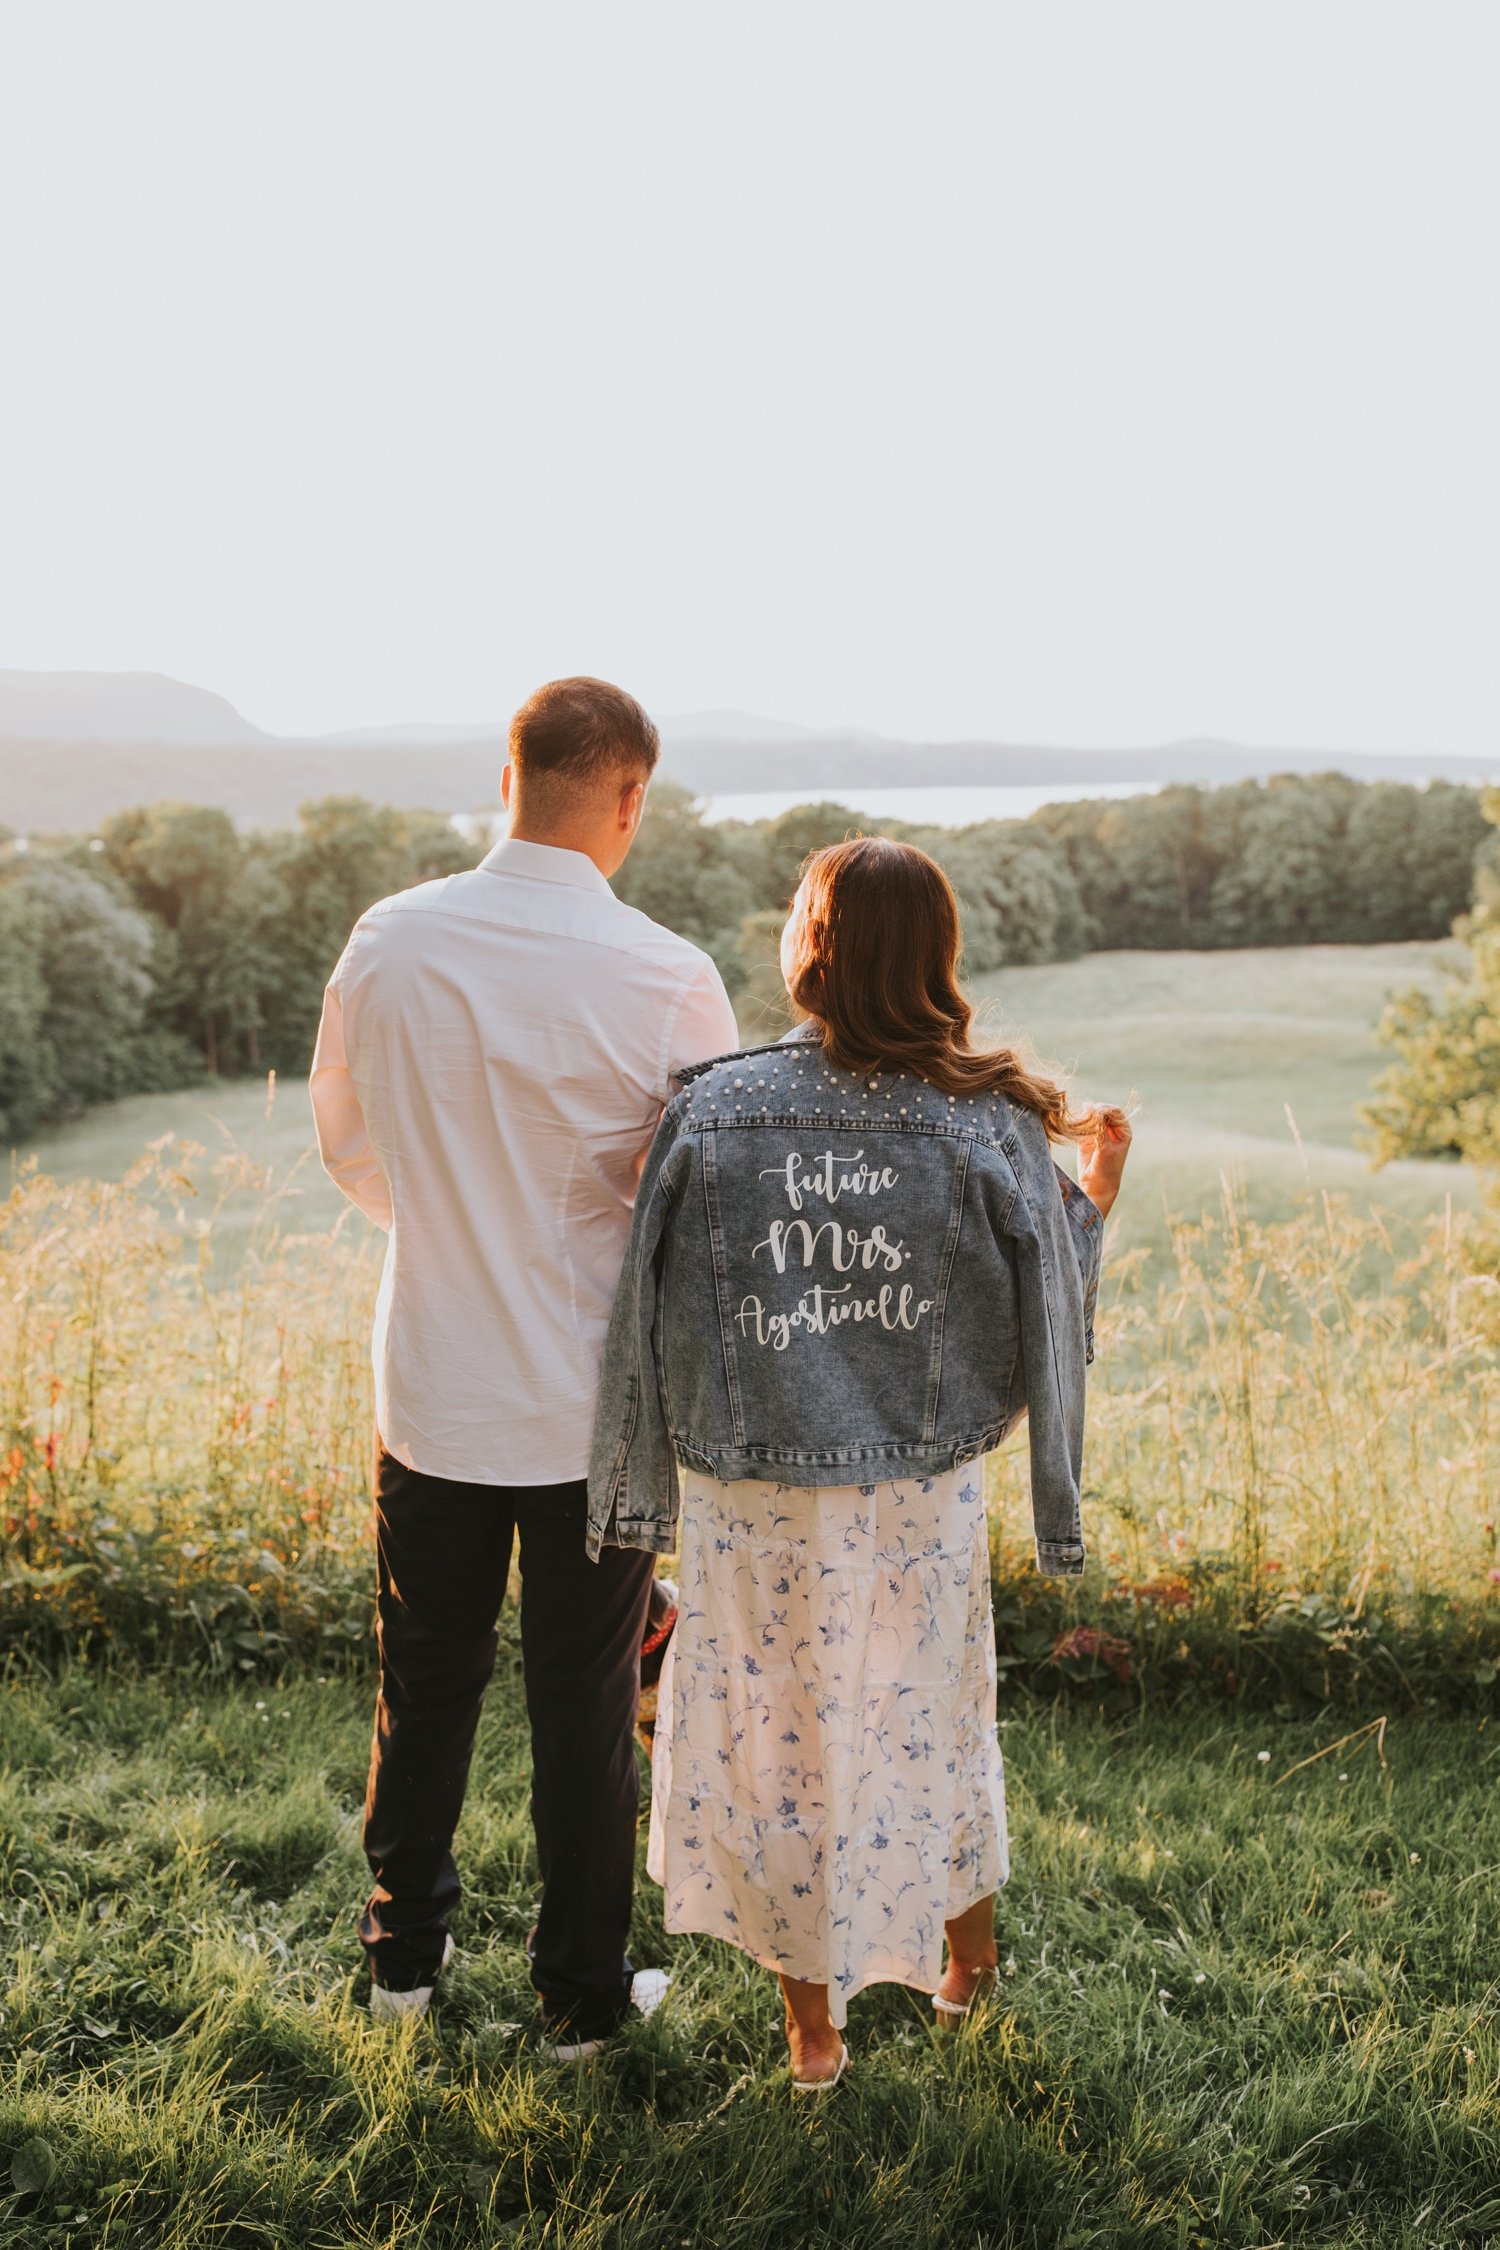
[904,824,1089,972]
[0,860,158,1134]
[0,877,50,1140]
[101,803,258,1073]
[746,801,881,904]
[612,782,759,991]
[23,860,156,1111]
[102,795,473,1077]
[733,908,795,1039]
[1343,780,1486,944]
[1201,778,1346,945]
[1037,787,1234,950]
[1408,782,1492,934]
[1363,789,1500,1173]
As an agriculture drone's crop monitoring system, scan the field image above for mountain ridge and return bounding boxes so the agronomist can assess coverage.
[1,669,1494,833]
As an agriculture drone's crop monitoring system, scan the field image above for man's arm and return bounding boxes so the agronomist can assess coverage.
[309,973,394,1231]
[665,959,740,1086]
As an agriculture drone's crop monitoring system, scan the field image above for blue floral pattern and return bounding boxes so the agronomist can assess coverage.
[646,1462,1008,2028]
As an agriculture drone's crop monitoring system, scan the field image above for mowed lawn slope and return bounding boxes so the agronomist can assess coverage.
[973,940,1477,1255]
[4,1669,1500,2250]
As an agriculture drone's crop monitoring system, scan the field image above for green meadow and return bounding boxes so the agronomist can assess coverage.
[971,939,1477,1258]
[4,938,1496,2247]
[3,1670,1499,2249]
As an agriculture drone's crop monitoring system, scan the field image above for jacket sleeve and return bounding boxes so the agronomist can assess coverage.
[1053,1164,1103,1365]
[1006,1142,1094,1579]
[587,1103,694,1561]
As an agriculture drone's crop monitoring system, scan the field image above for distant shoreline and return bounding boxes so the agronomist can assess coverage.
[3,734,1493,838]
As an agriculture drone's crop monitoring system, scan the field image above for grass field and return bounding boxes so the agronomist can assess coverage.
[22,941,1477,1264]
[972,940,1477,1256]
[3,1667,1499,2249]
[16,1071,350,1250]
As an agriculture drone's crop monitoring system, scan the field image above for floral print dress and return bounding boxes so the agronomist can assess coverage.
[646,1461,1008,2028]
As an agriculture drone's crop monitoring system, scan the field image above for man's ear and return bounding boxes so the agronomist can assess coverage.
[500,763,514,811]
[620,777,647,831]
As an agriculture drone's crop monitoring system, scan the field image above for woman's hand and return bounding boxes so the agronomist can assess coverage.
[1078,1106,1133,1219]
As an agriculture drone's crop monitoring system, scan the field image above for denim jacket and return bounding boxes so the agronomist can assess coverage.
[586,1031,1103,1575]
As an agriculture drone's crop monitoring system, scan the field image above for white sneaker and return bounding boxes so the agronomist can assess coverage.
[630,1966,671,2019]
[538,1967,673,2062]
[369,1933,455,2024]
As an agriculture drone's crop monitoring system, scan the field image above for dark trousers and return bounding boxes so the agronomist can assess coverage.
[360,1448,656,2038]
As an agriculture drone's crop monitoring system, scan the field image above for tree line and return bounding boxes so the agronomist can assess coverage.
[0,773,1492,1144]
[1363,786,1500,1186]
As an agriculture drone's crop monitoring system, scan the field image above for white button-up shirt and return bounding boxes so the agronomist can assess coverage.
[310,837,739,1486]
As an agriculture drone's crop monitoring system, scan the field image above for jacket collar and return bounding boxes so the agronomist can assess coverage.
[479,837,612,896]
[675,1028,822,1087]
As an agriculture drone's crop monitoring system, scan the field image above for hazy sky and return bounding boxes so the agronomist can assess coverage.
[1,3,1496,753]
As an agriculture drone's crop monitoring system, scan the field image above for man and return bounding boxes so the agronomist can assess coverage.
[309,676,738,2053]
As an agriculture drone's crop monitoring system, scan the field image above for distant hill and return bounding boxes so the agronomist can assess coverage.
[0,669,271,746]
[658,732,1500,796]
[0,668,1494,834]
[659,710,843,746]
[316,720,504,749]
[0,739,502,834]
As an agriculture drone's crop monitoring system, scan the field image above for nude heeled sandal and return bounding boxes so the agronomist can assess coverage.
[791,2043,850,2094]
[932,1969,998,2024]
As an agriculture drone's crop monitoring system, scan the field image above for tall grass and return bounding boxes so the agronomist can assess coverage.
[2,1111,1497,1695]
[989,1180,1500,1704]
[0,1130,378,1667]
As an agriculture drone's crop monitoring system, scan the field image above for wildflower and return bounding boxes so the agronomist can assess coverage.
[1051,1624,1132,1684]
[1410,1851,1421,1865]
[1133,1575,1193,1612]
[1257,1750,1271,1763]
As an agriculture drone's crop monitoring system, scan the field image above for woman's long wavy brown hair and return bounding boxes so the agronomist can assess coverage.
[784,836,1099,1144]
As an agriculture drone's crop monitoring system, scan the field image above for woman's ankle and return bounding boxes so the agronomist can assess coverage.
[937,1945,998,2007]
[787,2025,845,2080]
[946,1943,998,1977]
[780,1974,841,2077]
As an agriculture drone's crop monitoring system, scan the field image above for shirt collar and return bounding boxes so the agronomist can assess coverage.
[478,837,613,896]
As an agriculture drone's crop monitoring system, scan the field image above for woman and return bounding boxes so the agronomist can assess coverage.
[588,837,1130,2088]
